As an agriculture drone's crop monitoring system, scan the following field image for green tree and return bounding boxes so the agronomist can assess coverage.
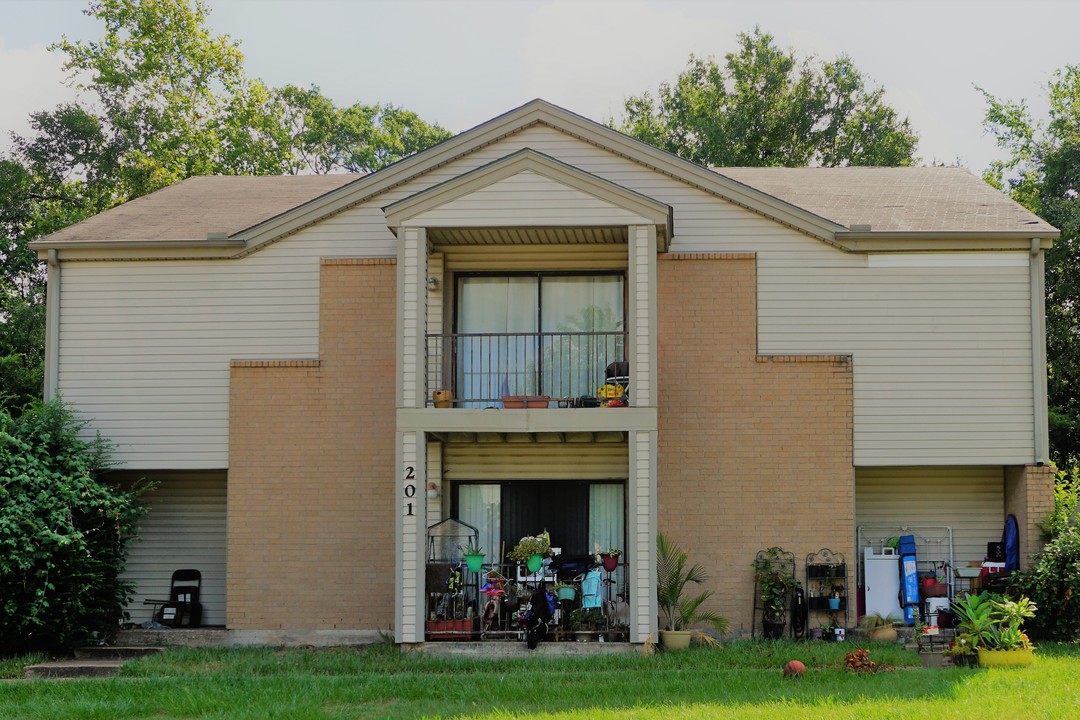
[1,0,451,412]
[0,400,149,654]
[982,66,1080,467]
[618,28,919,167]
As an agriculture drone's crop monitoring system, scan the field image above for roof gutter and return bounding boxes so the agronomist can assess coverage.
[45,249,60,400]
[30,234,248,252]
[833,229,1058,253]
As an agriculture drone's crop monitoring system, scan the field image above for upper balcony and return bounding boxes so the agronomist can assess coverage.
[425,330,628,409]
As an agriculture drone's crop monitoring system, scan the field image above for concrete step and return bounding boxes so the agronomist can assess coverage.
[115,627,228,648]
[73,645,164,660]
[24,659,123,680]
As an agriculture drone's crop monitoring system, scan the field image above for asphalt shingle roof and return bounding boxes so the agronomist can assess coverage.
[716,166,1055,234]
[39,165,1054,244]
[43,175,358,243]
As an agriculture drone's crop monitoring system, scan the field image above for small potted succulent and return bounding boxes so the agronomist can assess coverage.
[462,541,485,573]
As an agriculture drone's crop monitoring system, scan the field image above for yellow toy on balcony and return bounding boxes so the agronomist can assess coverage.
[596,383,627,407]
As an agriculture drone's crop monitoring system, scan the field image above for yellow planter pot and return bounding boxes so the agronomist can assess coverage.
[977,647,1035,667]
[658,630,693,650]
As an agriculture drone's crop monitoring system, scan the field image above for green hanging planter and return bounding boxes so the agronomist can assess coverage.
[464,553,485,573]
[527,553,544,572]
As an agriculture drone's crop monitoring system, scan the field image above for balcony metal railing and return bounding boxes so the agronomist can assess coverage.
[425,331,628,407]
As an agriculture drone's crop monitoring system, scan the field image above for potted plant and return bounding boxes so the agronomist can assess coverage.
[859,611,900,642]
[597,546,622,572]
[752,547,797,640]
[554,580,577,602]
[509,532,553,572]
[462,541,485,573]
[656,533,729,650]
[828,584,844,611]
[569,607,605,641]
[951,593,1037,667]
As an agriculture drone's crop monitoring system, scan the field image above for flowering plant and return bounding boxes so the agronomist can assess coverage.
[508,531,552,563]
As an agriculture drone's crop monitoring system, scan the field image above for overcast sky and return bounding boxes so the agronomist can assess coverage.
[1,0,1077,173]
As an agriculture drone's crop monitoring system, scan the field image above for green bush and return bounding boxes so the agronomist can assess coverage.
[1039,466,1079,541]
[1010,528,1080,641]
[0,400,148,655]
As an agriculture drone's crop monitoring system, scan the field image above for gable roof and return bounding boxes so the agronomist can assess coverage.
[383,148,673,248]
[31,99,1058,258]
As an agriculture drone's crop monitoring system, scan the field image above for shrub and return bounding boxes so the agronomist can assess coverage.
[0,400,149,655]
[1010,528,1080,641]
[1039,466,1079,541]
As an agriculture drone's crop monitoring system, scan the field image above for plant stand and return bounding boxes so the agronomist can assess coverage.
[751,547,796,640]
[806,548,848,640]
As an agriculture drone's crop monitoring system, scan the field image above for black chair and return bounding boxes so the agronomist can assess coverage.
[145,569,203,628]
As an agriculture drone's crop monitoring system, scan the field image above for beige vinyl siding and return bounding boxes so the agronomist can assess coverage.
[856,467,1004,566]
[57,123,1036,467]
[757,259,1034,465]
[443,441,628,480]
[119,471,227,626]
[407,170,651,227]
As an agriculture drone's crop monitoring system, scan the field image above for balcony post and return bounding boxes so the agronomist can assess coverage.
[398,226,428,410]
[627,224,658,642]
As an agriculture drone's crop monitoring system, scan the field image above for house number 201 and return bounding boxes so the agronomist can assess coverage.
[404,466,416,516]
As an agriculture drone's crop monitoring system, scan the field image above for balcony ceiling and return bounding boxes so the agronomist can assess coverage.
[427,226,627,246]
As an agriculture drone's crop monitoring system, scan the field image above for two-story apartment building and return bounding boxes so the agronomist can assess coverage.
[32,100,1057,644]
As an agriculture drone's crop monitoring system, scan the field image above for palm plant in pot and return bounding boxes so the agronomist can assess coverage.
[752,546,797,640]
[859,611,900,642]
[656,533,729,650]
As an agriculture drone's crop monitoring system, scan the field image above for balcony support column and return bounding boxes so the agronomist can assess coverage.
[627,224,658,642]
[397,226,428,643]
[628,224,657,406]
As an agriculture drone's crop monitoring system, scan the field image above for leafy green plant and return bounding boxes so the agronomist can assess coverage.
[656,533,729,634]
[508,532,552,563]
[752,547,797,622]
[951,592,1036,650]
[0,400,150,655]
[568,608,605,631]
[1039,466,1079,540]
[462,541,484,556]
[1010,525,1080,641]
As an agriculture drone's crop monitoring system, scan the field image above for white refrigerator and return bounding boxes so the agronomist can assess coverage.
[863,547,903,619]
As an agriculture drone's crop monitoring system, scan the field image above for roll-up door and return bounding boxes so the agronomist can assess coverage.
[443,441,628,480]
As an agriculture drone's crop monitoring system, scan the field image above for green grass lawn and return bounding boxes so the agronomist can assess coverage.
[2,641,1077,719]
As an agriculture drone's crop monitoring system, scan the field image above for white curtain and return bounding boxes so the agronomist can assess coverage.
[589,483,626,597]
[542,276,624,398]
[588,484,625,555]
[457,484,502,562]
[457,277,538,404]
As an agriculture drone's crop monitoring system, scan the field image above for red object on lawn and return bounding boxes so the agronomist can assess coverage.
[783,660,806,677]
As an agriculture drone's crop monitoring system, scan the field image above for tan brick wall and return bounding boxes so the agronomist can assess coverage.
[1005,463,1056,568]
[657,254,854,635]
[228,259,396,630]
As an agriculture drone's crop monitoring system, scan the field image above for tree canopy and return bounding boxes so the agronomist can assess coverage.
[618,28,919,168]
[0,0,451,414]
[982,67,1080,468]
